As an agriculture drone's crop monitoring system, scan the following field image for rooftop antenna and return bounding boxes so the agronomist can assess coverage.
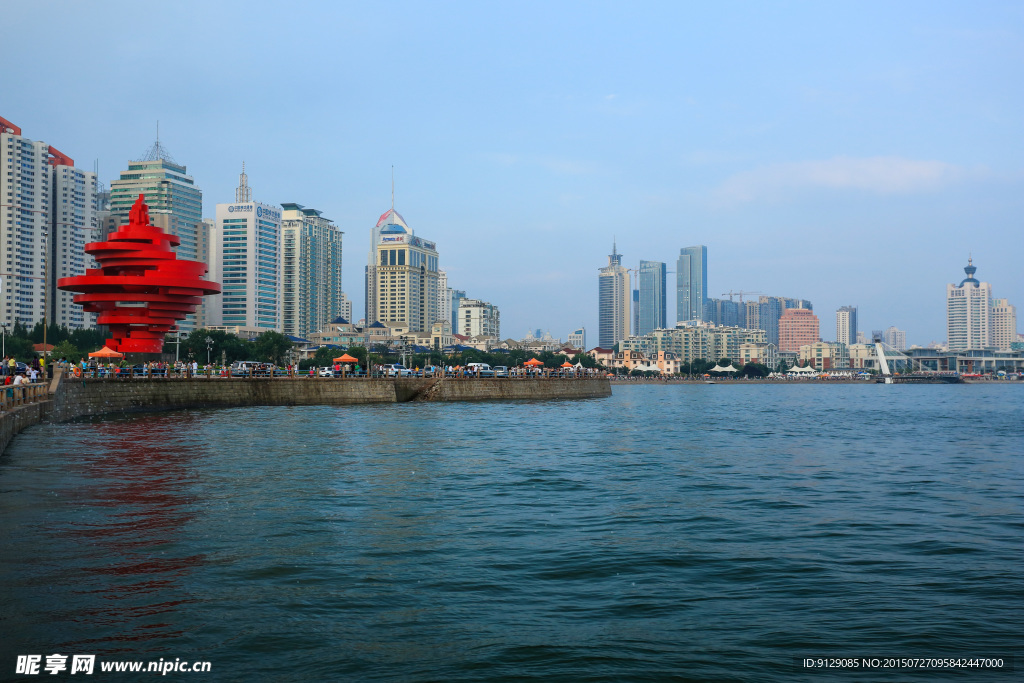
[236,161,251,202]
[139,120,176,163]
[391,165,395,211]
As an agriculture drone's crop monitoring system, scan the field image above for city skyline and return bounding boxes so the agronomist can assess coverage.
[3,2,1022,346]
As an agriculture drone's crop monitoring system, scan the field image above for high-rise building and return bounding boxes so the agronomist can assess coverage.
[704,298,740,327]
[109,140,202,332]
[365,209,407,325]
[208,167,282,331]
[836,306,858,345]
[778,307,820,353]
[598,243,630,348]
[568,327,586,349]
[946,258,992,351]
[622,324,766,365]
[883,326,906,351]
[757,295,812,346]
[110,144,202,262]
[339,292,353,325]
[371,208,440,332]
[638,260,666,335]
[436,270,451,331]
[991,299,1017,351]
[676,245,707,323]
[632,288,640,336]
[1,116,96,329]
[50,160,97,329]
[281,203,344,339]
[457,299,499,338]
[450,288,467,333]
[194,218,214,328]
[743,300,761,331]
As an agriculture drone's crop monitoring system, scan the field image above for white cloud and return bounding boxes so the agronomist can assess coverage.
[712,156,968,205]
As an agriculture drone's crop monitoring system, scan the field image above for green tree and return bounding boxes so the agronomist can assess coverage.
[252,331,293,365]
[690,359,714,375]
[69,327,109,352]
[300,346,343,370]
[174,329,255,366]
[51,340,80,360]
[5,336,36,362]
[739,362,770,378]
[572,353,597,369]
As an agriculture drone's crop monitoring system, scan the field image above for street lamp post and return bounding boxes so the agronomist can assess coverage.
[205,336,213,366]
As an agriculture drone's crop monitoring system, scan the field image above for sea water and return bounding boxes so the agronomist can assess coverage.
[1,384,1021,681]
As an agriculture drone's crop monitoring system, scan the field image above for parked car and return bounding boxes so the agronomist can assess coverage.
[382,364,413,377]
[318,367,335,377]
[493,365,509,377]
[466,362,494,377]
[230,361,262,374]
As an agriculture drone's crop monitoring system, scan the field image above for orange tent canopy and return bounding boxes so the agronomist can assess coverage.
[560,362,573,368]
[334,354,359,363]
[89,346,124,358]
[524,358,544,366]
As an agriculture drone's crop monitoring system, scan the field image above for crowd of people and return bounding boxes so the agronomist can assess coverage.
[1,355,43,386]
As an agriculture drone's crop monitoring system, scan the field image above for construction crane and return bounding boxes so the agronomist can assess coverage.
[721,290,761,303]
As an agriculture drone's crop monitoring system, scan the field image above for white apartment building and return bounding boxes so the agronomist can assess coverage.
[457,298,500,339]
[568,327,586,349]
[836,305,857,345]
[883,326,907,351]
[738,342,778,369]
[991,299,1017,351]
[339,292,353,325]
[799,341,850,370]
[281,203,344,339]
[51,162,97,329]
[2,116,96,329]
[436,269,451,329]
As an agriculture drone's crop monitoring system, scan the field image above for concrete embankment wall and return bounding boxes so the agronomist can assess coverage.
[47,375,610,423]
[0,401,51,455]
[0,375,607,453]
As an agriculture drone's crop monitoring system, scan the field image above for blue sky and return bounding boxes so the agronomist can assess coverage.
[4,1,1022,345]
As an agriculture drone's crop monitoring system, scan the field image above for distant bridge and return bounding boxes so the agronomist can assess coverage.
[876,374,964,384]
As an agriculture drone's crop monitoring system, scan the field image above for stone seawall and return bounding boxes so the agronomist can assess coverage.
[47,375,610,423]
[0,401,51,455]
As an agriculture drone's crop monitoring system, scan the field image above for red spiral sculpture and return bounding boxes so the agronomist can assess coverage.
[58,194,221,354]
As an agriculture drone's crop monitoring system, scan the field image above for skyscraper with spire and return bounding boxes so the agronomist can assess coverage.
[946,257,992,351]
[368,205,440,333]
[109,133,204,331]
[598,242,630,348]
[207,164,283,330]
